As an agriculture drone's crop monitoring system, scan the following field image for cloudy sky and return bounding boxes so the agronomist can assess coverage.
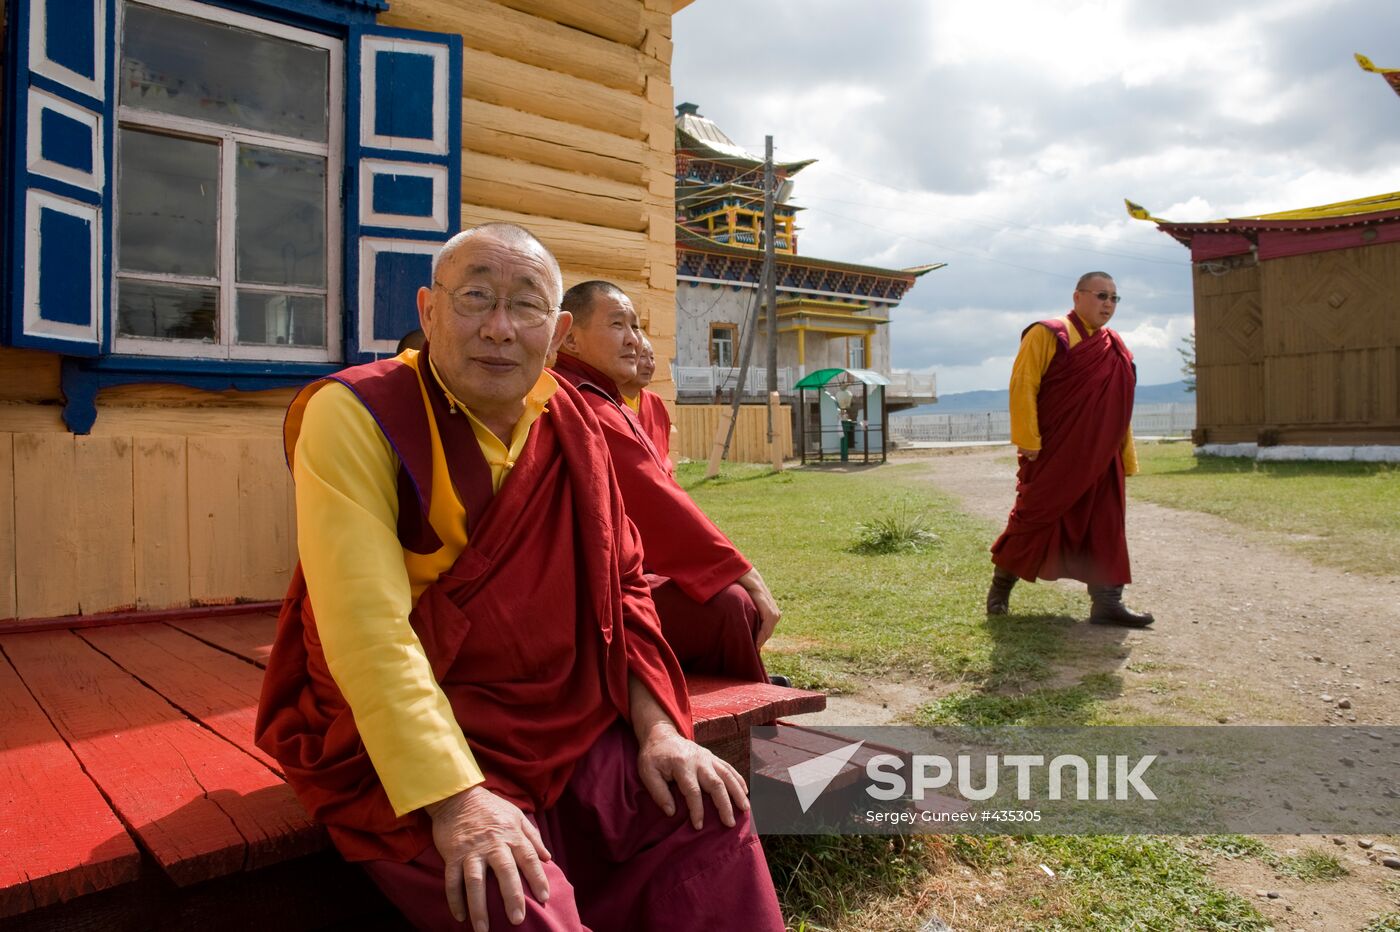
[672,0,1400,393]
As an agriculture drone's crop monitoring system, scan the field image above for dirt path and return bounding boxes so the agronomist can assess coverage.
[809,445,1400,929]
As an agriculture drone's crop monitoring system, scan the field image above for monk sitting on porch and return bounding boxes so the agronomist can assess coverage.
[552,281,783,686]
[255,224,784,932]
[618,334,675,475]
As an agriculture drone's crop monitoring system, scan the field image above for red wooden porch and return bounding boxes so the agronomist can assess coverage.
[0,610,823,931]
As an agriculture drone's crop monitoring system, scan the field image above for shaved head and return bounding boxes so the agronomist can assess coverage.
[561,280,629,327]
[433,223,563,304]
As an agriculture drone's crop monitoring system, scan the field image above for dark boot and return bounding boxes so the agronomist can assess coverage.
[1088,585,1155,627]
[986,567,1018,615]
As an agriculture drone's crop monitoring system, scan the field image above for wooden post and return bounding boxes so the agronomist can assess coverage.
[705,407,734,478]
[768,391,784,472]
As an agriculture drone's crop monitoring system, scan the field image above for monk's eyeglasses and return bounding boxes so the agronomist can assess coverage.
[433,281,558,328]
[1078,289,1122,304]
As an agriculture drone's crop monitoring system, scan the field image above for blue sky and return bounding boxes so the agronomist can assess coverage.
[672,1,1400,392]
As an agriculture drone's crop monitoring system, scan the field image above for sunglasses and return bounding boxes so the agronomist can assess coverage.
[1078,289,1122,304]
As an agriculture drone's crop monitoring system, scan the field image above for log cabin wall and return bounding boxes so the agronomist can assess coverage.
[0,0,680,621]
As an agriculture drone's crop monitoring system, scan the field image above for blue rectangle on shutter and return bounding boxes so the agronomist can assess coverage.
[371,172,434,218]
[373,51,434,140]
[372,250,430,342]
[46,0,98,81]
[40,106,95,173]
[38,208,93,326]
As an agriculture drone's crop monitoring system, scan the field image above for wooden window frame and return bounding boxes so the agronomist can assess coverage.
[709,322,736,367]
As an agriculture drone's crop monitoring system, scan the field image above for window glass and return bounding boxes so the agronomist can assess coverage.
[117,128,218,277]
[236,146,327,288]
[117,280,218,341]
[121,3,329,142]
[236,292,325,347]
[711,327,735,367]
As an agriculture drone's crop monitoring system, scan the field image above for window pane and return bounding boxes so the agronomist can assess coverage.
[237,146,326,287]
[121,3,328,142]
[117,279,218,341]
[118,128,218,277]
[237,292,325,348]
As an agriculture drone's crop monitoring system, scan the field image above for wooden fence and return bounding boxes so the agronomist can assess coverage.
[673,404,793,463]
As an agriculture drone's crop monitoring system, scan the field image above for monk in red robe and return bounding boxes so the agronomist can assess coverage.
[618,335,675,475]
[256,225,784,931]
[987,272,1155,627]
[552,281,783,685]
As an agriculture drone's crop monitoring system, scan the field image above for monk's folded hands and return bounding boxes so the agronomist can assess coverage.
[425,784,552,931]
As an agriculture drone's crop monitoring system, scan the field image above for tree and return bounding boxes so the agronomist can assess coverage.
[1178,332,1196,394]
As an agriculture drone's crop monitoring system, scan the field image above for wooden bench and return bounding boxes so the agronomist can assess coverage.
[0,610,823,931]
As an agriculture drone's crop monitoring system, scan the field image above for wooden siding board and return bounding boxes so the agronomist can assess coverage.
[0,630,319,887]
[459,47,644,140]
[238,440,294,601]
[133,437,191,610]
[0,436,13,620]
[674,405,793,462]
[0,649,140,917]
[382,0,645,92]
[187,438,243,604]
[13,433,78,619]
[0,348,61,403]
[74,436,137,615]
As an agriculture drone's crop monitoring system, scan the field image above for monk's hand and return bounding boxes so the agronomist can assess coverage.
[424,785,551,931]
[737,568,782,648]
[636,721,750,831]
[1018,447,1040,461]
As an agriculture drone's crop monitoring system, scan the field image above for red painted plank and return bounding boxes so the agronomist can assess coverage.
[79,623,280,773]
[167,611,278,668]
[0,631,323,887]
[686,676,825,744]
[0,601,280,636]
[0,650,141,918]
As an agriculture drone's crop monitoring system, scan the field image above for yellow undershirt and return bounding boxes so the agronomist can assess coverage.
[293,362,557,816]
[622,393,640,412]
[1008,316,1138,476]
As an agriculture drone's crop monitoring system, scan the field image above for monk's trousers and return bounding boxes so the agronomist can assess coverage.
[648,576,767,683]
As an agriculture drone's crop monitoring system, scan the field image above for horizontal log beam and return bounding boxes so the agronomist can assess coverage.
[462,99,645,186]
[462,151,646,232]
[492,0,644,46]
[460,47,645,141]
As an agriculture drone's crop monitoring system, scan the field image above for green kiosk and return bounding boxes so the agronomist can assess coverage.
[793,368,889,465]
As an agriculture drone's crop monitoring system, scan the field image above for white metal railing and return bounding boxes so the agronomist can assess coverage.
[674,366,797,395]
[889,403,1197,444]
[884,370,937,399]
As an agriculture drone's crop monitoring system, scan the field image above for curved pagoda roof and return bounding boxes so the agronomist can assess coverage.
[675,103,816,173]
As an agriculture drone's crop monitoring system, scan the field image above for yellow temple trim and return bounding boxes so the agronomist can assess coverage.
[1126,191,1400,226]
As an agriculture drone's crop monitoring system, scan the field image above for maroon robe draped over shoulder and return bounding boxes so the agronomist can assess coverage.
[990,314,1137,586]
[638,389,673,470]
[255,352,690,863]
[552,353,751,604]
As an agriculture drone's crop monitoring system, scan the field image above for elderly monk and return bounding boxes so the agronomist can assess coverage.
[256,224,784,932]
[986,271,1155,627]
[617,334,675,475]
[551,280,781,685]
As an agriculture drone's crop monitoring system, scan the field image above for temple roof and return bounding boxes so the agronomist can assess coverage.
[675,103,816,173]
[1356,52,1400,98]
[1127,192,1400,235]
[676,225,942,281]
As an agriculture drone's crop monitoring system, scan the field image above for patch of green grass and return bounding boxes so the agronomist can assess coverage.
[849,502,942,555]
[675,461,1083,690]
[763,834,943,929]
[913,673,1122,726]
[1029,835,1271,930]
[1131,441,1400,575]
[1194,834,1272,860]
[1362,913,1400,932]
[1274,849,1349,881]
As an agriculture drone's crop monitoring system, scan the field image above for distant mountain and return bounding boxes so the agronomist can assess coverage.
[897,380,1194,416]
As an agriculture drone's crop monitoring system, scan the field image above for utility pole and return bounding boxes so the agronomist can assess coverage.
[706,136,775,478]
[761,136,783,471]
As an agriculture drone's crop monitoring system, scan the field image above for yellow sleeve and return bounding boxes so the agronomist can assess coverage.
[1008,325,1059,451]
[294,382,484,816]
[1121,424,1139,476]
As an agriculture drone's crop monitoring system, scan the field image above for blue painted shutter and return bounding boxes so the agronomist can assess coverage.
[3,0,113,355]
[344,26,461,363]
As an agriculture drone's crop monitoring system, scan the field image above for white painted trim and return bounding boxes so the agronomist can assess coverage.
[358,237,438,355]
[30,0,106,102]
[112,0,343,363]
[359,159,449,232]
[27,89,104,191]
[359,36,449,156]
[677,274,900,306]
[24,190,103,344]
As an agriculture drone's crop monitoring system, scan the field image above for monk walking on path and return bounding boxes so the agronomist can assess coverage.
[256,225,784,931]
[986,271,1156,627]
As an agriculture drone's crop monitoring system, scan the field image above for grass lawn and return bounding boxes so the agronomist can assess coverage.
[1129,441,1400,576]
[677,460,1273,930]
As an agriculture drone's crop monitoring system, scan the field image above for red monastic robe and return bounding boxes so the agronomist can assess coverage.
[637,389,673,470]
[255,352,691,863]
[991,313,1137,586]
[552,354,751,604]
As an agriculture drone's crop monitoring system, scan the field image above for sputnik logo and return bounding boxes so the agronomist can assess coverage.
[787,740,865,813]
